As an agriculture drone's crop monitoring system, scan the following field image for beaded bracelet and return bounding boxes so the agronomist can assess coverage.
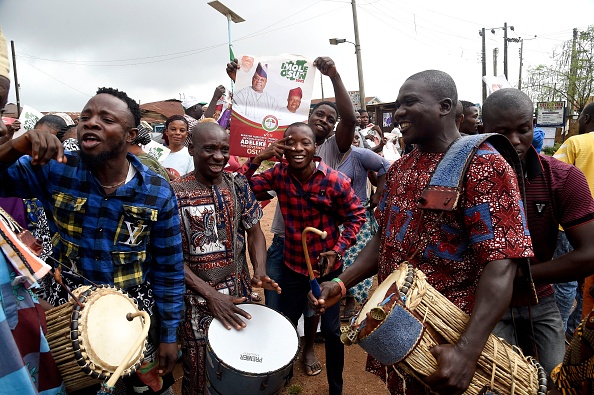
[332,277,347,298]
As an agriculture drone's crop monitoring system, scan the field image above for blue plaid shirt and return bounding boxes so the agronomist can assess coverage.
[0,152,184,343]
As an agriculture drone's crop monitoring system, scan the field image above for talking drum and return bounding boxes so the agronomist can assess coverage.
[206,303,299,395]
[45,285,149,392]
[342,263,547,395]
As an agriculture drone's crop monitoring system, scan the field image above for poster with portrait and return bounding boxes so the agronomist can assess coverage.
[230,54,316,157]
[382,112,393,128]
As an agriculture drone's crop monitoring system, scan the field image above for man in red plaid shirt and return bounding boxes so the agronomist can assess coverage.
[247,122,365,395]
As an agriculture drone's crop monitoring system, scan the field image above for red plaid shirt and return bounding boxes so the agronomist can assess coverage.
[247,158,365,276]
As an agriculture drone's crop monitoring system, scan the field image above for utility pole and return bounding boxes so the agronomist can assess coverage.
[518,40,524,90]
[480,28,486,103]
[493,48,498,76]
[320,73,325,100]
[503,22,508,80]
[567,28,579,114]
[351,0,366,111]
[10,40,21,117]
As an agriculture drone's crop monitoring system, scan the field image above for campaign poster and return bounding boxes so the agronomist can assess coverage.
[230,54,316,157]
[14,105,44,139]
[382,112,393,128]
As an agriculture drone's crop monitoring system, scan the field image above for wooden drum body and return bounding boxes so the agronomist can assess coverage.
[45,285,148,392]
[343,263,547,395]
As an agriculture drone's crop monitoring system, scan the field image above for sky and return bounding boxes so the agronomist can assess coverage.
[1,0,594,113]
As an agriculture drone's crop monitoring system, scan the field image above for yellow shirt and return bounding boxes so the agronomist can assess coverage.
[554,132,594,198]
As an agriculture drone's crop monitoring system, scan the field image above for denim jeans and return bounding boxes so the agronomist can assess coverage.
[264,235,284,312]
[552,230,582,337]
[493,295,566,377]
[280,265,343,395]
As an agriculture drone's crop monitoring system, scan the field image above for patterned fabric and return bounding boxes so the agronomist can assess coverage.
[0,152,184,343]
[551,310,594,394]
[523,146,594,299]
[0,251,66,395]
[248,158,366,276]
[368,143,534,394]
[342,207,377,303]
[23,198,52,261]
[171,171,262,395]
[375,144,533,315]
[61,138,79,151]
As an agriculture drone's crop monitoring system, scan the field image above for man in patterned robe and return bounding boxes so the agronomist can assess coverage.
[311,70,534,394]
[171,122,279,394]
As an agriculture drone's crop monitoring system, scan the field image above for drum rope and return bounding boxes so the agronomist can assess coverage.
[490,336,498,390]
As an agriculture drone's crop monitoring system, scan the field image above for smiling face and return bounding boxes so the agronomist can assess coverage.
[165,120,188,150]
[284,124,316,173]
[252,73,267,93]
[483,104,533,160]
[287,95,301,113]
[394,79,443,149]
[77,93,135,167]
[190,123,230,186]
[308,104,337,142]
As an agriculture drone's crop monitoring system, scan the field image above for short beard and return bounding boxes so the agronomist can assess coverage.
[79,141,126,168]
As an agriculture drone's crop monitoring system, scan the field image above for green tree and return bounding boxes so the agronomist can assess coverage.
[524,26,594,115]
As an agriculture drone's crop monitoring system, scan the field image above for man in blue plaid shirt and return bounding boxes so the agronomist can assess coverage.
[0,87,184,394]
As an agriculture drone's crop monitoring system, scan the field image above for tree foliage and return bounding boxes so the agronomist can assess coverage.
[524,26,594,115]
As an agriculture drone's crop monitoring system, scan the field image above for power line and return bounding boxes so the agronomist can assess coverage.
[16,2,345,68]
[18,57,92,97]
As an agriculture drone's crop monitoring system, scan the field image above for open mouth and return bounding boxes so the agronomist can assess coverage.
[209,164,224,172]
[399,122,412,132]
[80,133,101,149]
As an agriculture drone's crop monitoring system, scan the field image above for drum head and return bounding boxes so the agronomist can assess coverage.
[207,304,298,374]
[356,264,408,326]
[80,289,144,371]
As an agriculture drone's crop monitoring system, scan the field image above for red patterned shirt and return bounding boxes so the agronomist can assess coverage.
[376,143,534,315]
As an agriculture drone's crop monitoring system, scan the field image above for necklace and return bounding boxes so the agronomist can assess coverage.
[99,179,126,189]
[98,161,130,189]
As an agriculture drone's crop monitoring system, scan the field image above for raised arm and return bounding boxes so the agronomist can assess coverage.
[314,57,356,152]
[204,85,226,119]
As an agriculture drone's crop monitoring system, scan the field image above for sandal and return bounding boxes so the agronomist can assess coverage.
[303,360,322,376]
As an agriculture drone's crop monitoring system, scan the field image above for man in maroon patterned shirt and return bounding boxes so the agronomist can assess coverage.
[482,88,594,382]
[248,122,365,395]
[311,70,534,394]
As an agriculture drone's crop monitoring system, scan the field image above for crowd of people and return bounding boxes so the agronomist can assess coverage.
[3,23,594,395]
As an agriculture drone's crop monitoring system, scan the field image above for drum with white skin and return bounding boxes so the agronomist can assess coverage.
[206,303,299,395]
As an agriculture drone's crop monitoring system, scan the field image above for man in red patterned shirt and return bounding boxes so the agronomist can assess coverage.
[248,122,365,395]
[311,70,534,394]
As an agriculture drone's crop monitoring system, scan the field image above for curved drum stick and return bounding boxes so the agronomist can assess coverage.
[302,226,327,298]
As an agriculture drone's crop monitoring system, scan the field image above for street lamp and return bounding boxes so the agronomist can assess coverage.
[208,1,245,88]
[329,38,366,111]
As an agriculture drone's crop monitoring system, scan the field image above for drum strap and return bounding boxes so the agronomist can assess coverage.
[417,134,538,307]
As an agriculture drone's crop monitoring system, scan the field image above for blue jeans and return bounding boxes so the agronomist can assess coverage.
[493,295,566,377]
[280,265,343,395]
[264,235,284,312]
[552,230,582,336]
